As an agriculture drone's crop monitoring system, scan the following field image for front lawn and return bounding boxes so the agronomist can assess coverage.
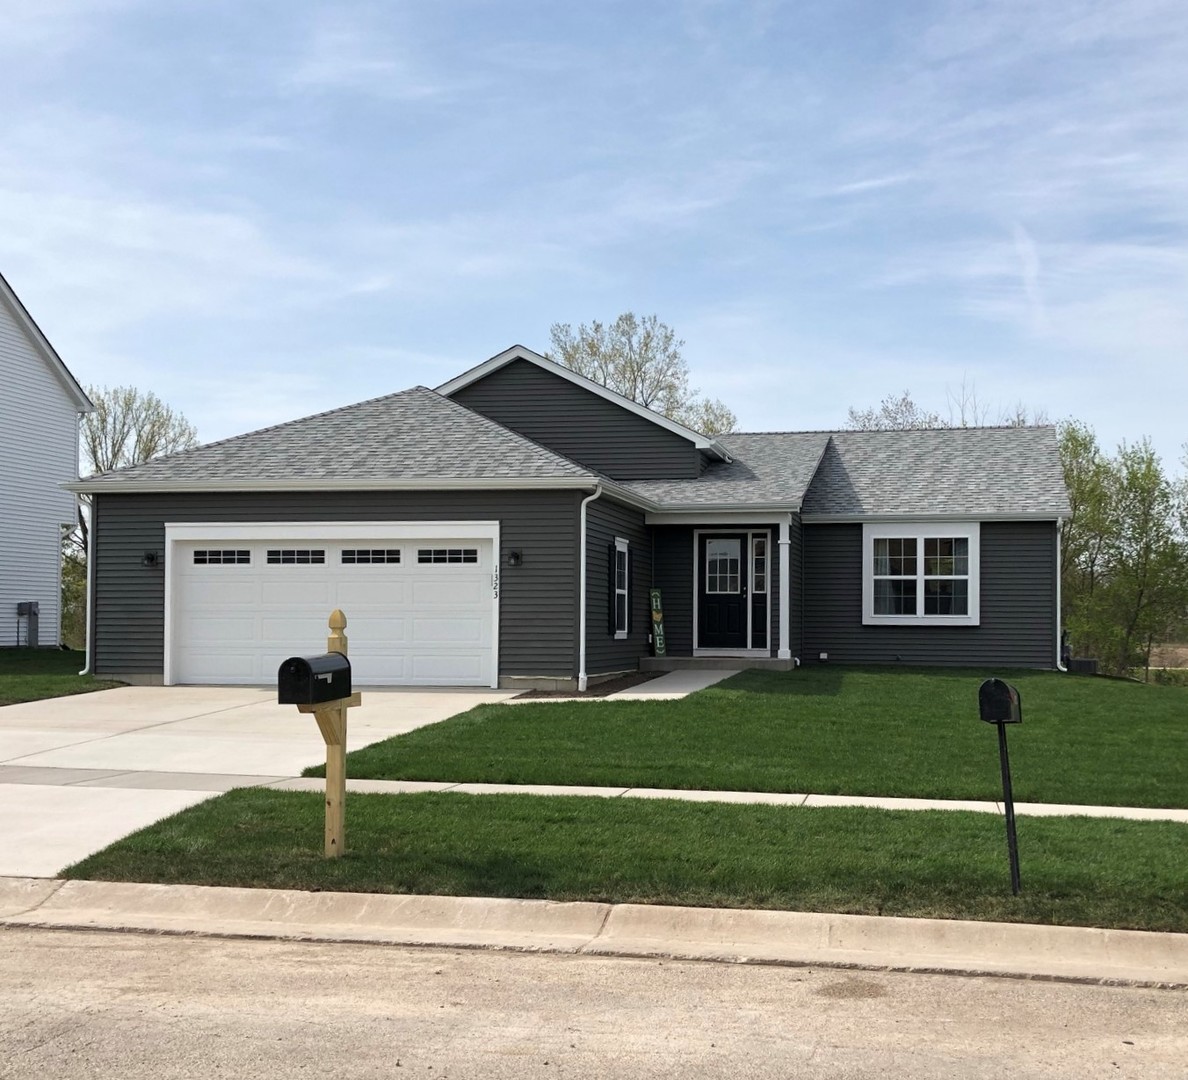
[309,667,1188,808]
[63,788,1188,933]
[0,649,122,706]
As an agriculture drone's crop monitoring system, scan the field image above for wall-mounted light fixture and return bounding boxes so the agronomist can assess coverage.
[507,550,523,568]
[141,551,160,568]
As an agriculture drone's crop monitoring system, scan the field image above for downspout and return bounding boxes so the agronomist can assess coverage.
[577,484,604,691]
[78,498,95,675]
[1055,517,1067,672]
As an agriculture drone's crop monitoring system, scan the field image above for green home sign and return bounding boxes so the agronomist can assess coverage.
[649,588,666,656]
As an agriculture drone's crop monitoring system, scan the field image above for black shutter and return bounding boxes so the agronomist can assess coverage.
[626,546,633,635]
[608,543,617,636]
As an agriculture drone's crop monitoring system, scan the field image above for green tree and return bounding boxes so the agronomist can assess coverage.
[1059,423,1188,676]
[548,313,737,436]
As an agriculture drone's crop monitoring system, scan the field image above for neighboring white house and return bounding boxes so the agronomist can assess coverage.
[0,271,93,648]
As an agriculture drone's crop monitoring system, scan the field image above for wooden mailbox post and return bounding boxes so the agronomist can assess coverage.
[295,609,362,857]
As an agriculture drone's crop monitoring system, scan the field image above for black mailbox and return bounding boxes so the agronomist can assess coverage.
[979,678,1022,725]
[278,653,352,705]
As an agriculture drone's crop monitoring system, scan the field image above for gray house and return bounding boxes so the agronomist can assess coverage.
[71,346,1070,689]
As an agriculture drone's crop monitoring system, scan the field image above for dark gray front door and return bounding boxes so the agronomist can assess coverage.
[698,534,747,649]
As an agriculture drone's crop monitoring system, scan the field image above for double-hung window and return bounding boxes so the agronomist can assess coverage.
[862,523,980,626]
[612,537,630,639]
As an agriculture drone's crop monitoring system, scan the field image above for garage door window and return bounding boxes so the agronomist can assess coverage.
[418,548,478,564]
[342,549,402,564]
[266,549,326,564]
[193,549,250,565]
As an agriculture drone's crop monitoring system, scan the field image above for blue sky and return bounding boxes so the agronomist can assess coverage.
[3,0,1186,470]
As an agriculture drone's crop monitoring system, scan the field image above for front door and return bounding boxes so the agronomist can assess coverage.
[698,534,748,649]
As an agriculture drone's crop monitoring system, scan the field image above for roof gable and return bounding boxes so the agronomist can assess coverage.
[437,345,731,462]
[0,271,93,412]
[72,386,597,492]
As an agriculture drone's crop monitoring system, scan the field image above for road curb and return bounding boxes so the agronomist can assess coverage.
[2,877,1185,987]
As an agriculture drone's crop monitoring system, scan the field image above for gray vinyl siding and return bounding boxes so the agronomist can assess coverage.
[650,526,695,656]
[450,359,702,479]
[789,513,803,661]
[585,498,650,675]
[803,521,1058,668]
[649,523,782,657]
[92,490,582,679]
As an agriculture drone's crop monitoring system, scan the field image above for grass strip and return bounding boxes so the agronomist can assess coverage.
[0,649,122,706]
[64,788,1188,933]
[305,667,1188,808]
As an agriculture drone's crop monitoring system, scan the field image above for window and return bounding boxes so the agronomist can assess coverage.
[862,523,980,626]
[705,538,741,594]
[266,549,325,564]
[193,549,249,565]
[613,537,630,639]
[342,549,401,564]
[752,536,768,594]
[417,548,478,564]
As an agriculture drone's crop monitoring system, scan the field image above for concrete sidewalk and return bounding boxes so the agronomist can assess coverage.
[2,876,1185,988]
[269,776,1188,824]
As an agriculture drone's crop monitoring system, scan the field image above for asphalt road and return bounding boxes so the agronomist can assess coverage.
[1,927,1184,1079]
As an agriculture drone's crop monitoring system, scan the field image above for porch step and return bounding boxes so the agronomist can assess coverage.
[639,656,797,672]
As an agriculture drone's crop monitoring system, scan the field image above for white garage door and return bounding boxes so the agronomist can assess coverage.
[169,535,496,686]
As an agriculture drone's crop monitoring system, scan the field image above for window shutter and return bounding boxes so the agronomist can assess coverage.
[608,543,617,636]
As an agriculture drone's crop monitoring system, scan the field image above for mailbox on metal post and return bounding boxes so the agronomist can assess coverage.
[278,653,352,705]
[979,678,1023,896]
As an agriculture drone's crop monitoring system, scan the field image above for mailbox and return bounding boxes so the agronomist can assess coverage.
[278,653,352,705]
[979,678,1022,725]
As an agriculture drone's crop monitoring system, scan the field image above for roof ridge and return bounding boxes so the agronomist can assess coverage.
[728,425,1057,436]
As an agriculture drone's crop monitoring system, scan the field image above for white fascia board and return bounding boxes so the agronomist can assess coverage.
[646,508,799,525]
[66,476,601,495]
[165,521,501,542]
[436,344,731,461]
[0,272,94,412]
[800,512,1066,524]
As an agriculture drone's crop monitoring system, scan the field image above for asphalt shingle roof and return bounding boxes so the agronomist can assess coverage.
[619,432,831,508]
[76,387,596,488]
[800,426,1070,516]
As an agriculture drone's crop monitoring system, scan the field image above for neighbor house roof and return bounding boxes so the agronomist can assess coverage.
[0,270,93,412]
[800,426,1070,518]
[619,432,831,510]
[69,386,598,492]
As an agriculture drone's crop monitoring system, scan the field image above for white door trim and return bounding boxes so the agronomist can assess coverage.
[164,520,501,687]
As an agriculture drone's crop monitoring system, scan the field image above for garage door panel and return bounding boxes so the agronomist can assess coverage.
[261,579,334,605]
[410,579,486,605]
[333,580,409,607]
[412,616,486,643]
[172,535,495,686]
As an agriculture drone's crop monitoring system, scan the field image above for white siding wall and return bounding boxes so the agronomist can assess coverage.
[0,299,81,647]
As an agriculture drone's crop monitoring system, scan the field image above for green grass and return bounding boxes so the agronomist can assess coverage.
[307,667,1188,808]
[63,788,1188,932]
[0,648,122,706]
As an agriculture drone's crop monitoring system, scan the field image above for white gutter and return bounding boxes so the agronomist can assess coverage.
[1056,518,1067,672]
[79,502,95,676]
[577,484,604,692]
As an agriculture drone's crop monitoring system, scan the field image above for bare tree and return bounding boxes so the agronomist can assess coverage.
[82,385,198,476]
[548,313,737,436]
[846,390,946,431]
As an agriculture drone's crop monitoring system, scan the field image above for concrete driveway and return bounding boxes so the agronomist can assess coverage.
[0,685,516,878]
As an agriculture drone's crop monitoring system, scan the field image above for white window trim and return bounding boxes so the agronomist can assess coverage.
[862,522,980,627]
[613,537,630,640]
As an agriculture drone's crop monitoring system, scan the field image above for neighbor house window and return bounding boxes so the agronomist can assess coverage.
[862,523,980,626]
[613,537,629,639]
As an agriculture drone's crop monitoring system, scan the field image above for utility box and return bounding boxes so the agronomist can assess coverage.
[278,653,352,705]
